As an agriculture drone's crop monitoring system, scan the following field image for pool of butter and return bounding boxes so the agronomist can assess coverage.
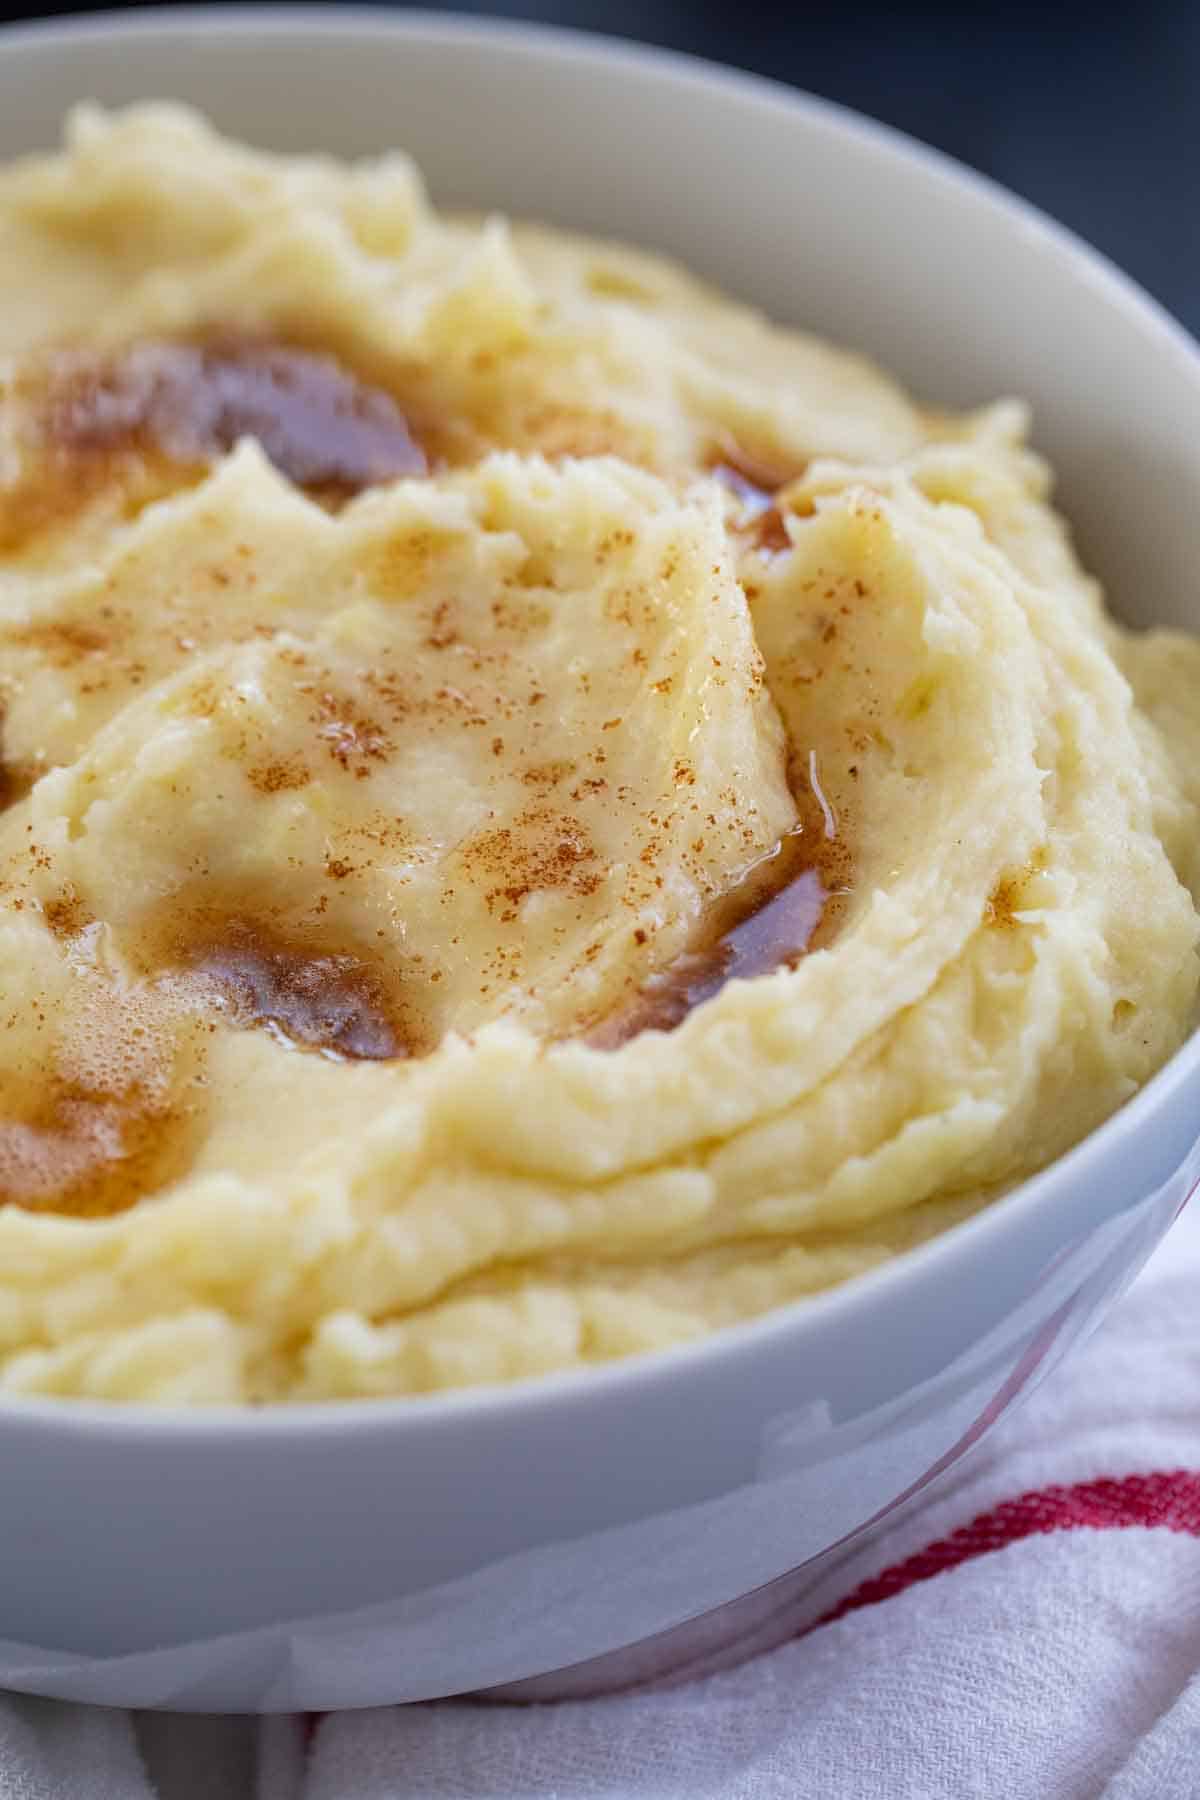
[0,104,1197,1403]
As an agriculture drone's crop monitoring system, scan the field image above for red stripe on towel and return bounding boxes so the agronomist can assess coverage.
[818,1469,1200,1628]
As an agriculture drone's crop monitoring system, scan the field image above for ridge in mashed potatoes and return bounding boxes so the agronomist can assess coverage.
[0,105,1197,1403]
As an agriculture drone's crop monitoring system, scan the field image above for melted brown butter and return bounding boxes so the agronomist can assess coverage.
[187,926,404,1061]
[0,904,406,1216]
[0,1078,187,1218]
[710,445,805,557]
[589,839,825,1048]
[590,749,850,1048]
[0,999,207,1218]
[0,440,194,562]
[35,339,428,495]
[0,337,429,556]
[136,895,414,1063]
[0,708,38,814]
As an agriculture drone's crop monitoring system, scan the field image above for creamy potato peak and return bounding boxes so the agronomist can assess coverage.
[0,106,1197,1403]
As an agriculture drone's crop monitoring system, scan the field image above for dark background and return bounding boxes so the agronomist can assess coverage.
[10,1,1200,334]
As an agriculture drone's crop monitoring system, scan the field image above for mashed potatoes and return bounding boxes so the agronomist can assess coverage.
[0,105,1197,1404]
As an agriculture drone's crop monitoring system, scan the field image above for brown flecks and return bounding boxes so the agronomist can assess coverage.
[590,829,828,1048]
[181,921,406,1060]
[42,885,92,940]
[323,858,356,882]
[426,600,458,650]
[784,750,854,938]
[488,592,551,638]
[342,816,411,855]
[3,618,113,667]
[650,677,674,695]
[673,759,696,787]
[985,858,1042,931]
[461,808,603,914]
[985,879,1020,930]
[570,776,609,802]
[589,740,856,1046]
[360,666,407,712]
[184,680,220,720]
[522,759,575,789]
[492,737,505,758]
[312,691,393,772]
[601,717,622,732]
[246,757,310,795]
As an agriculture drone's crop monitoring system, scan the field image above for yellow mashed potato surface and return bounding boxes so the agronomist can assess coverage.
[0,105,1197,1404]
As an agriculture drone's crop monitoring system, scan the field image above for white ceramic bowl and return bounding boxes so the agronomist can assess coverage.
[1,6,1199,1714]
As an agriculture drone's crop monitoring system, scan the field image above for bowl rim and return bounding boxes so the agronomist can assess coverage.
[1,2,1198,1438]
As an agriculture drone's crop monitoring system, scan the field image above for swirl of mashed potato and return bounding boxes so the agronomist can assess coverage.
[0,105,1197,1403]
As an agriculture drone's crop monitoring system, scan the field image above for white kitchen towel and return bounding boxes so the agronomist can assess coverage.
[2,1201,1198,1800]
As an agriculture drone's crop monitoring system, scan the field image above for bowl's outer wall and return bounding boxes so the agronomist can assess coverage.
[0,10,1198,1711]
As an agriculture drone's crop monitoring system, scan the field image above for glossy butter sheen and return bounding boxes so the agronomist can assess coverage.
[0,101,1198,1405]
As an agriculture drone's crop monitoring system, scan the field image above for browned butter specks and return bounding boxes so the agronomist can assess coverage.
[0,333,845,1215]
